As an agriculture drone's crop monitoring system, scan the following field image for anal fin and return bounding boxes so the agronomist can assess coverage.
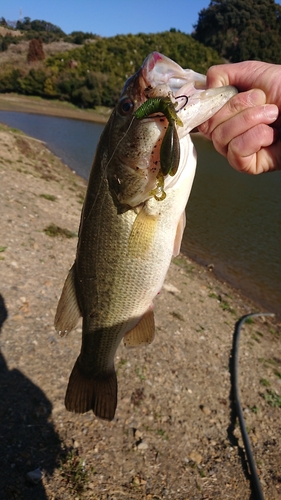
[54,263,81,336]
[65,358,117,421]
[123,308,155,347]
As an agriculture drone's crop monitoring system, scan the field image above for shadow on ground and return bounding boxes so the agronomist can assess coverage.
[0,294,64,500]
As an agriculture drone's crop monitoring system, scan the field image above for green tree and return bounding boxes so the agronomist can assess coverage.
[193,0,281,63]
[19,68,47,95]
[16,17,32,30]
[65,31,98,45]
[0,17,7,27]
[16,17,64,35]
[0,69,22,92]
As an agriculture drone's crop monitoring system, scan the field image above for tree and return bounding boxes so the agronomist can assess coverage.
[16,17,32,31]
[0,17,8,27]
[19,68,47,95]
[193,0,281,63]
[27,38,45,63]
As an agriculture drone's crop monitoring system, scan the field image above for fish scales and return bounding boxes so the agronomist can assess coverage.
[55,52,237,420]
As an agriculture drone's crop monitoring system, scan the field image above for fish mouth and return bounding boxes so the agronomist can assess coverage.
[108,53,237,210]
[140,51,237,134]
[141,51,207,94]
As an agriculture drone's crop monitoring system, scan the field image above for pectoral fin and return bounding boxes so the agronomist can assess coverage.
[173,211,186,257]
[128,207,159,258]
[123,308,155,347]
[54,263,81,336]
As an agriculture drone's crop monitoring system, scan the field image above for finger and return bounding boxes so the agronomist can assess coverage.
[206,61,270,91]
[212,104,279,157]
[199,89,267,139]
[227,125,281,174]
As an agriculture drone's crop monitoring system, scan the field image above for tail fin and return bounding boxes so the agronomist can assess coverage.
[64,358,117,421]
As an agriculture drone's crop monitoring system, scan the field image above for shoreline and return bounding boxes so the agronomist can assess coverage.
[0,93,111,124]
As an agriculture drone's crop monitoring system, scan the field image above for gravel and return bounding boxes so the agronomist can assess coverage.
[0,123,280,500]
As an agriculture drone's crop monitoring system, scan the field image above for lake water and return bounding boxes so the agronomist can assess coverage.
[0,110,280,317]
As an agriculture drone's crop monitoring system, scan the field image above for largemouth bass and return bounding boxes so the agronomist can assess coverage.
[55,52,237,421]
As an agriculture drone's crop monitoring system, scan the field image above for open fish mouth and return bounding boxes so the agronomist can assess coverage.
[107,52,237,209]
[141,51,207,94]
[138,51,237,134]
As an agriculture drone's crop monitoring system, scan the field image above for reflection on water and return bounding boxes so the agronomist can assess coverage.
[0,111,280,316]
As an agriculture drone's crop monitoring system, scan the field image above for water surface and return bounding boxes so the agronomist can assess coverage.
[0,111,280,316]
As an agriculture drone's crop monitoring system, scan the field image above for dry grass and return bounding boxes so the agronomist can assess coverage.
[0,26,22,37]
[0,39,78,69]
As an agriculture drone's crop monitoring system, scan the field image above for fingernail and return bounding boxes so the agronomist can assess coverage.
[264,104,279,121]
[248,89,266,105]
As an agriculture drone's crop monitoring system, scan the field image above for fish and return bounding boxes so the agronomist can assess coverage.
[55,52,237,421]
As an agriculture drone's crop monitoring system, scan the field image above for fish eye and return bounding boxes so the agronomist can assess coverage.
[118,98,134,116]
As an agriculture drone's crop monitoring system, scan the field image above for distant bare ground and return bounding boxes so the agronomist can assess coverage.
[0,122,281,500]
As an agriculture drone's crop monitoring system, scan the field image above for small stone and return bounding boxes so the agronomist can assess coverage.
[189,451,203,464]
[163,283,180,294]
[26,467,43,484]
[134,429,143,440]
[137,441,148,450]
[201,405,211,416]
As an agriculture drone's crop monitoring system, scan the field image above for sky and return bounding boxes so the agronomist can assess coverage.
[1,0,213,37]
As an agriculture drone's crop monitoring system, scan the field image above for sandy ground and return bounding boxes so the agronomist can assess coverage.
[0,120,281,500]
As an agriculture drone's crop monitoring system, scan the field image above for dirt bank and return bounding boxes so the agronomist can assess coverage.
[0,123,280,500]
[0,93,110,123]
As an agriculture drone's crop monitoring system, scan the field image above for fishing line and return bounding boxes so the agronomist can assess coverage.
[230,312,275,500]
[85,114,137,222]
[103,114,136,173]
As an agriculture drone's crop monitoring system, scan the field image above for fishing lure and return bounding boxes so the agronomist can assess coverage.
[134,96,183,127]
[134,96,183,179]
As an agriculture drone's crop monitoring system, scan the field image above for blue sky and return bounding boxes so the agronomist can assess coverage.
[1,0,214,36]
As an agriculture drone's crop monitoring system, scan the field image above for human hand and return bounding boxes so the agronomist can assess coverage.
[198,61,281,174]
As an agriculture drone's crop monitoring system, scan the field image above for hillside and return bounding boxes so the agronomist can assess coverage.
[0,27,223,108]
[0,26,22,37]
[0,39,78,67]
